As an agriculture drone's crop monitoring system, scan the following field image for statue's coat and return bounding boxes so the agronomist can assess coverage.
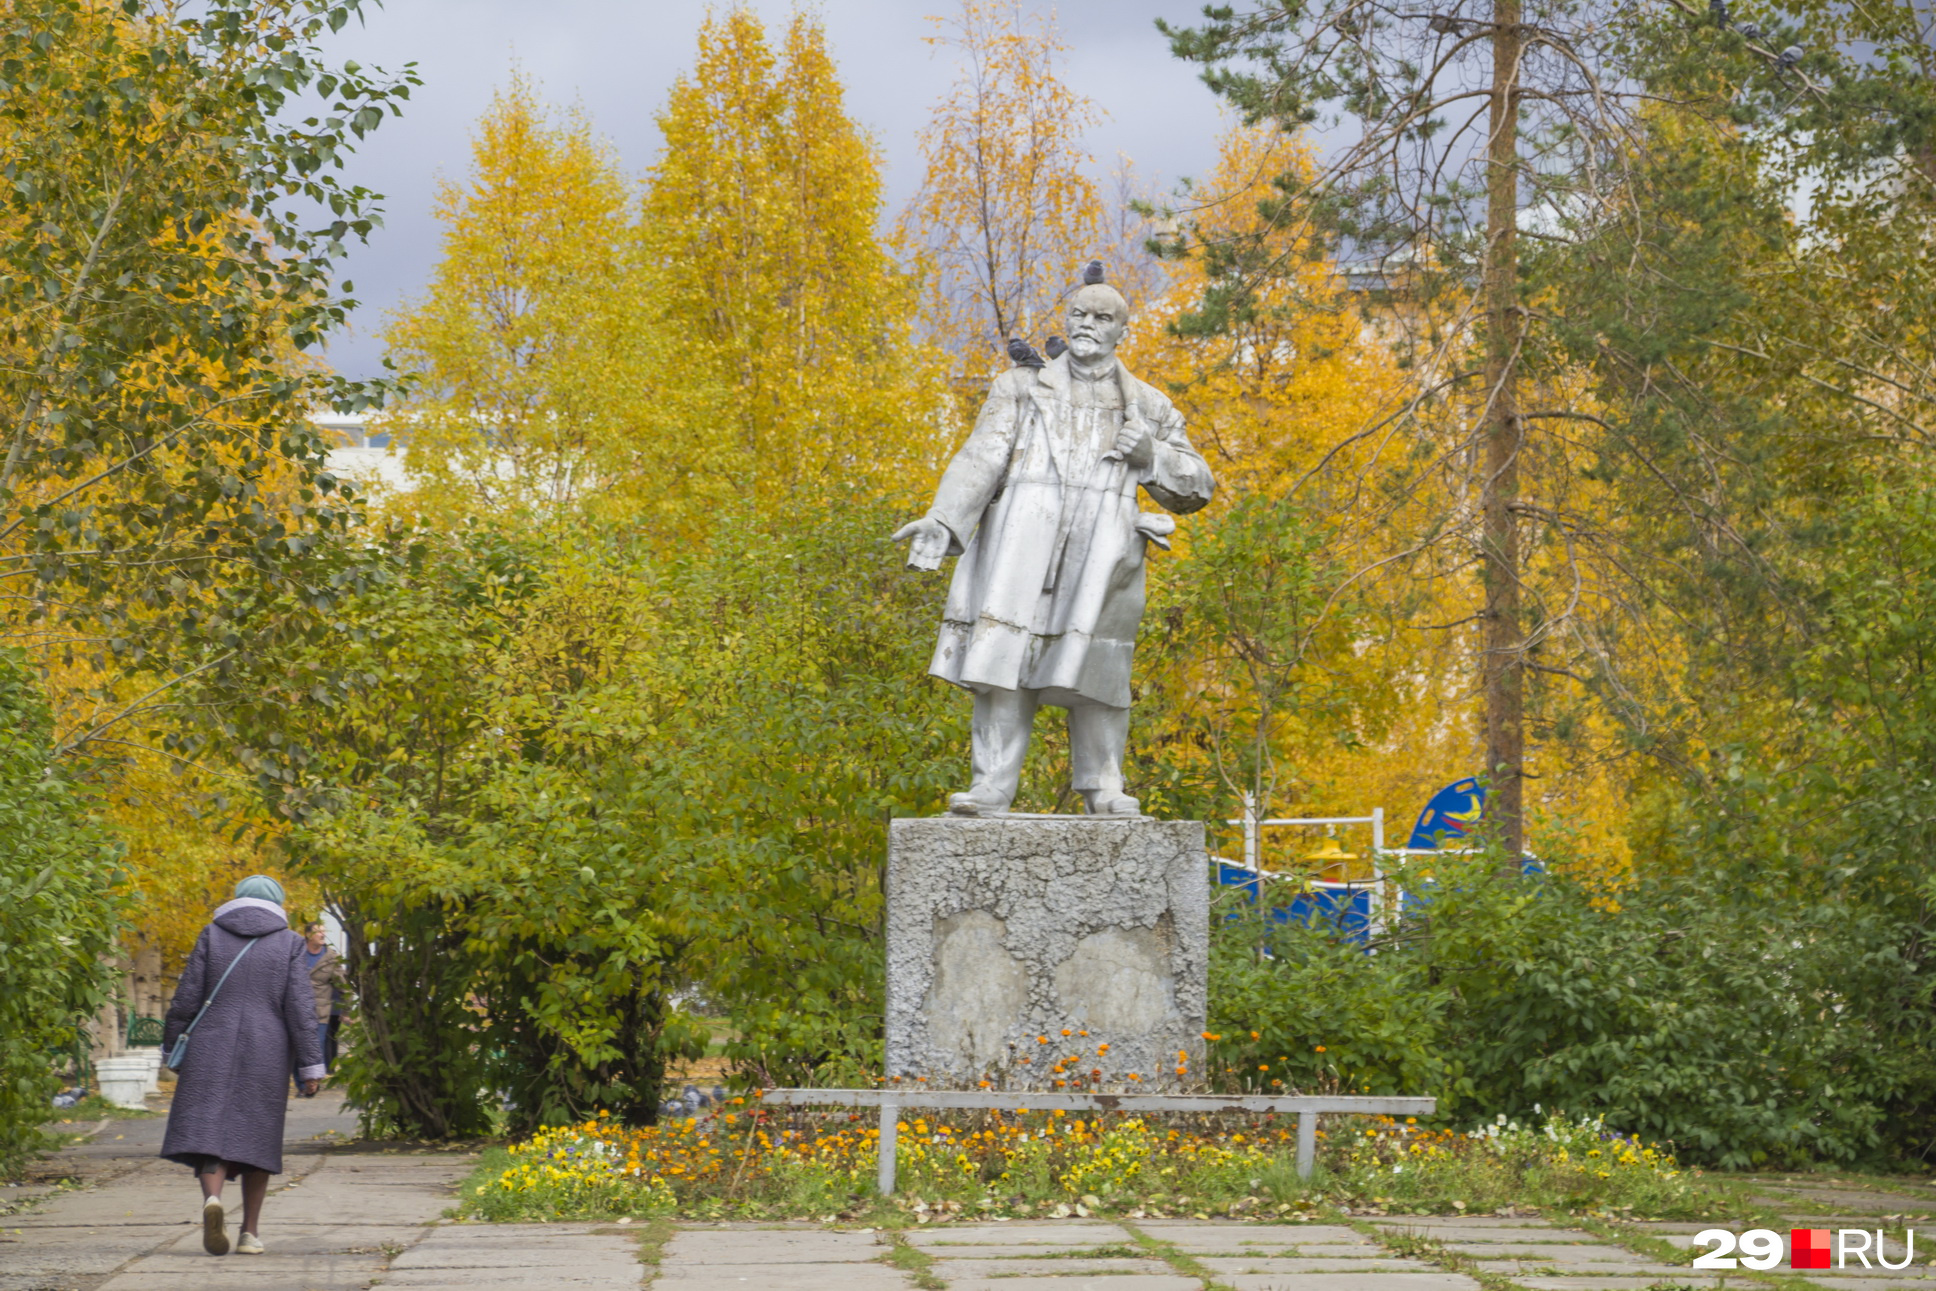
[926,352,1215,708]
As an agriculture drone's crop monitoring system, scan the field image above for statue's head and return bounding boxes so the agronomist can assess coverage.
[1066,283,1129,361]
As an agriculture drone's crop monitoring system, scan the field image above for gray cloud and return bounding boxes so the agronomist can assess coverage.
[318,0,1227,380]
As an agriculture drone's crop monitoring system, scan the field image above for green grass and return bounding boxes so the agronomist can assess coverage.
[1313,1112,1744,1221]
[1119,1218,1238,1290]
[1366,1223,1542,1291]
[883,1233,945,1291]
[631,1215,676,1276]
[1732,1169,1936,1217]
[44,1094,157,1122]
[1570,1213,1708,1267]
[0,1174,81,1217]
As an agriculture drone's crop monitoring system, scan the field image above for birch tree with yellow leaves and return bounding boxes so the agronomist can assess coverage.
[899,0,1105,375]
[382,80,678,522]
[388,11,935,529]
[641,9,942,510]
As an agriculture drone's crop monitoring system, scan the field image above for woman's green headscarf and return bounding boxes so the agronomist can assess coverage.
[233,874,285,905]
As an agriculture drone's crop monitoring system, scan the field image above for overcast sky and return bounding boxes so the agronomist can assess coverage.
[317,0,1230,380]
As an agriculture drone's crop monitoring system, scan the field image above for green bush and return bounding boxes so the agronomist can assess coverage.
[0,651,125,1178]
[280,495,964,1136]
[1210,851,1919,1168]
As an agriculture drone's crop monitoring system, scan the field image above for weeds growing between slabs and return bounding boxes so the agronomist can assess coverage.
[459,1106,1737,1224]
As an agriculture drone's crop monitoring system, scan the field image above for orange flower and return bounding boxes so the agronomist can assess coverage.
[1315,1045,1326,1053]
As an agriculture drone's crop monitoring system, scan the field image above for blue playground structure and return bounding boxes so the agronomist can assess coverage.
[1213,779,1540,945]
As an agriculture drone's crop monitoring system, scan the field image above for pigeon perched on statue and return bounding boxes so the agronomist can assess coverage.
[1006,337,1044,369]
[1044,335,1067,359]
[1081,260,1104,285]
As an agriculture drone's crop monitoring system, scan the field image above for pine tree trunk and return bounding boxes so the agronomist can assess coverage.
[1483,0,1525,861]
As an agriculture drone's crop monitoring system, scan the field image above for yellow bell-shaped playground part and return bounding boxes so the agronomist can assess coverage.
[1305,836,1373,883]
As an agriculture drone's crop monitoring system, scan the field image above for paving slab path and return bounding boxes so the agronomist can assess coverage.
[654,1225,910,1289]
[0,1090,644,1291]
[9,1097,1936,1290]
[1357,1171,1936,1291]
[1610,1170,1936,1291]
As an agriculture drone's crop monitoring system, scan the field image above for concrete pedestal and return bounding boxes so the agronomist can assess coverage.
[884,815,1208,1090]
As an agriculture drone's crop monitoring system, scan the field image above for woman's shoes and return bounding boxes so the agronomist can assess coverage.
[236,1231,265,1255]
[201,1195,229,1255]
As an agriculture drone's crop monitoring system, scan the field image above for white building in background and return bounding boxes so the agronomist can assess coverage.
[315,410,416,494]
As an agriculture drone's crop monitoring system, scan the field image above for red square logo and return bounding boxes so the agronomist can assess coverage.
[1791,1229,1831,1269]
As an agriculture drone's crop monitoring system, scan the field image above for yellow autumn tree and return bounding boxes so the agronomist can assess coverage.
[0,1,398,1011]
[1132,120,1634,875]
[381,78,702,526]
[898,0,1106,377]
[102,759,311,980]
[1120,121,1418,849]
[640,9,943,509]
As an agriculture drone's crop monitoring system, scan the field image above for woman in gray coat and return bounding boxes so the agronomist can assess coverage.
[160,875,324,1256]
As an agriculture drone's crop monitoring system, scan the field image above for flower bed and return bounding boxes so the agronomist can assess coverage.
[1328,1109,1722,1219]
[461,1103,1731,1223]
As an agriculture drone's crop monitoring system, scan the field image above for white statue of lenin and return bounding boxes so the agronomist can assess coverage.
[894,276,1216,816]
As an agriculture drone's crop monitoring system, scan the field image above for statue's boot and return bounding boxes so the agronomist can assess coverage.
[957,686,1033,816]
[948,787,1011,816]
[1082,789,1141,816]
[1069,701,1136,816]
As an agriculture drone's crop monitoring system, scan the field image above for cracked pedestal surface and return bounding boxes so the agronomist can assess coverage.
[885,816,1208,1089]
